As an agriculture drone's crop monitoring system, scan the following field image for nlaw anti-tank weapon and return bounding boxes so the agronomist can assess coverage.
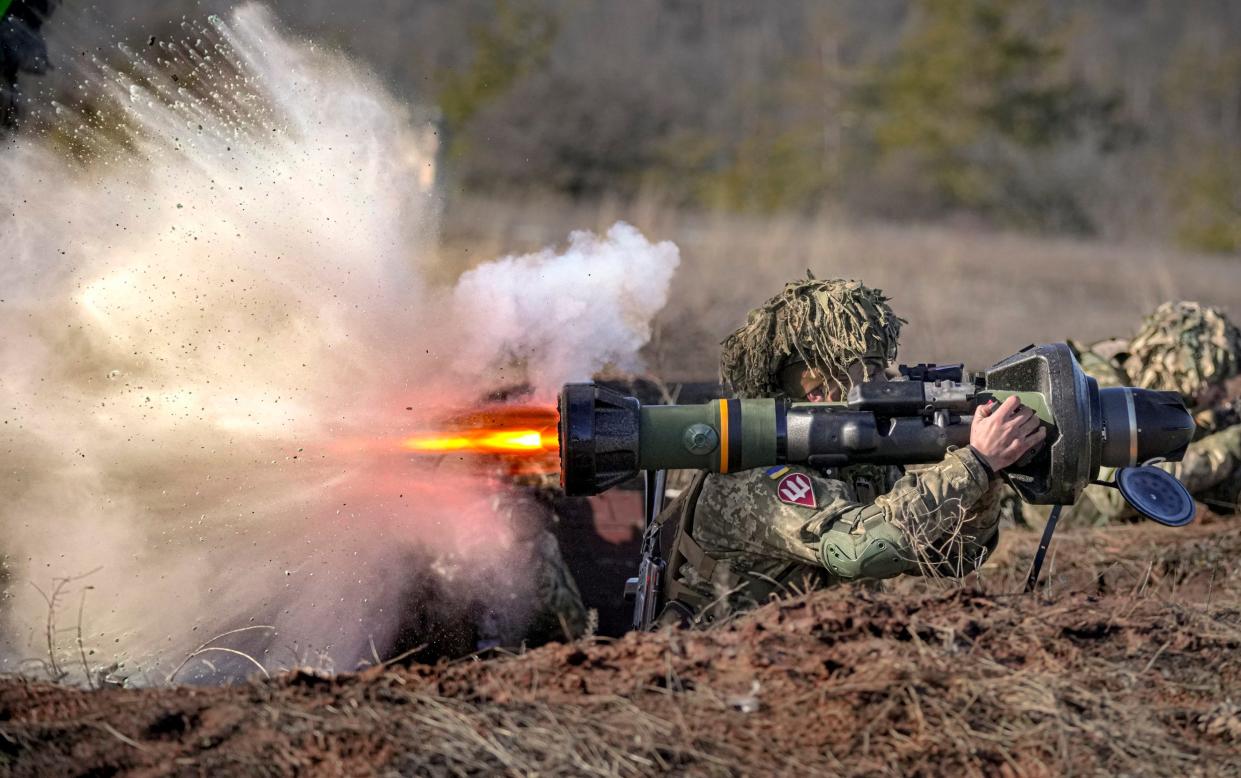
[559,343,1197,621]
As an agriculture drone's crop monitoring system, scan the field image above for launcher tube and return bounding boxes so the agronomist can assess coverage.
[558,343,1196,503]
[637,400,780,473]
[633,391,1046,474]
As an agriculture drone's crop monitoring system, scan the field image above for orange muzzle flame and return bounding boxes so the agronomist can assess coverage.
[401,405,560,474]
[403,428,557,454]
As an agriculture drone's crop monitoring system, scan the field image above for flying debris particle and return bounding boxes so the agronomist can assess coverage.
[0,4,678,685]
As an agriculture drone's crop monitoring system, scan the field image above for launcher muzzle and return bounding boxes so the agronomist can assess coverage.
[559,343,1195,506]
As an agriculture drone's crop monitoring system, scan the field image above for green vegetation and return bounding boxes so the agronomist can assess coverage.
[436,0,557,163]
[859,0,1124,231]
[1175,152,1241,254]
[653,124,834,215]
[35,0,1241,254]
[430,0,1137,235]
[1162,42,1241,253]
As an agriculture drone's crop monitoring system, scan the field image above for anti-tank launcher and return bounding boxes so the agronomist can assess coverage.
[562,343,1198,619]
[560,343,1197,523]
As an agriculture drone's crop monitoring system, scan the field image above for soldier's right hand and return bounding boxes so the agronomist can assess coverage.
[970,395,1046,472]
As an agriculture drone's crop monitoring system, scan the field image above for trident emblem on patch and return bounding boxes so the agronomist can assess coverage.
[776,472,816,508]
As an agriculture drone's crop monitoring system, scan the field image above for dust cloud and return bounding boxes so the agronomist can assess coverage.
[0,5,678,684]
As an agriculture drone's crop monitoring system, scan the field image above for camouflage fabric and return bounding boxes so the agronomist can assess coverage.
[1070,334,1231,435]
[1067,339,1129,388]
[1018,310,1241,527]
[655,277,998,623]
[521,527,589,643]
[668,448,1001,622]
[1120,302,1241,405]
[719,276,905,399]
[489,491,588,645]
[1066,425,1241,525]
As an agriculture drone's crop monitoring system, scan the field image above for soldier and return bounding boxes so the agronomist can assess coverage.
[507,481,590,645]
[1064,301,1241,524]
[652,277,1045,625]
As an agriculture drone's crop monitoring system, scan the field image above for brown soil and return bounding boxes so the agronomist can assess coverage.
[4,520,1241,777]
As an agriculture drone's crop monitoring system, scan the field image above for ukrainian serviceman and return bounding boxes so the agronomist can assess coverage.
[653,278,1045,625]
[1065,301,1241,524]
[481,474,589,648]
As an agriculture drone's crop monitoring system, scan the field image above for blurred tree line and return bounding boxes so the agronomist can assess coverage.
[34,0,1241,252]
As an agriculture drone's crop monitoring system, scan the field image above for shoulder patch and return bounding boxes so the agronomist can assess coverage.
[775,472,816,508]
[765,465,791,480]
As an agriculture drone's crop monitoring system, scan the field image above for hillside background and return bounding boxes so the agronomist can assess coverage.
[21,0,1241,375]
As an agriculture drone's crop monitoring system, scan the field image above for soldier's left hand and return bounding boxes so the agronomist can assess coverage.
[970,395,1046,472]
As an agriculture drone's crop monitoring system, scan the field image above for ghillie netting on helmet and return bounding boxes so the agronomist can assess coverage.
[1123,301,1241,403]
[719,276,905,398]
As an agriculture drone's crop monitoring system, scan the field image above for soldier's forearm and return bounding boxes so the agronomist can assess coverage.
[871,447,993,526]
[817,449,997,580]
[1170,426,1241,495]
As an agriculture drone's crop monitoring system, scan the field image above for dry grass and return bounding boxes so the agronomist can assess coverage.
[439,193,1241,380]
[4,523,1241,776]
[4,198,1239,775]
[9,530,1237,776]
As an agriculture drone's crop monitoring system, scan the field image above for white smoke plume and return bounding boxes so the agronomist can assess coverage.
[452,223,680,397]
[0,5,678,684]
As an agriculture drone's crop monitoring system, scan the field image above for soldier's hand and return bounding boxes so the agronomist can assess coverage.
[970,395,1046,472]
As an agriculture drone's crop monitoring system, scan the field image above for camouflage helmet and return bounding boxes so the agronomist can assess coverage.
[1122,301,1241,401]
[720,276,905,399]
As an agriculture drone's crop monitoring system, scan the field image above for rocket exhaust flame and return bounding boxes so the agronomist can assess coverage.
[403,429,557,454]
[402,405,560,473]
[0,5,678,684]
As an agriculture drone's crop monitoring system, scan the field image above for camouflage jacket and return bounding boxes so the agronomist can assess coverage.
[661,448,1001,623]
[1065,340,1241,524]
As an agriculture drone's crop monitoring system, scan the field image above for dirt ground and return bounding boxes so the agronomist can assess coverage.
[3,516,1241,777]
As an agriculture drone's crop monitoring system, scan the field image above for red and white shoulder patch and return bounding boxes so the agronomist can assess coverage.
[775,472,816,508]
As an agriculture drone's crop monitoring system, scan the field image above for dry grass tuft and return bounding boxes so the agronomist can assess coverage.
[4,523,1241,775]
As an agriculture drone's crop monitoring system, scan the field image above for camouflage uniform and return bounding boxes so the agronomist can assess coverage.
[518,521,590,644]
[496,486,588,645]
[1065,302,1241,524]
[656,278,1002,625]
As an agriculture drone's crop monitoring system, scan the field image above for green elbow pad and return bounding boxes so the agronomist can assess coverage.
[818,521,909,581]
